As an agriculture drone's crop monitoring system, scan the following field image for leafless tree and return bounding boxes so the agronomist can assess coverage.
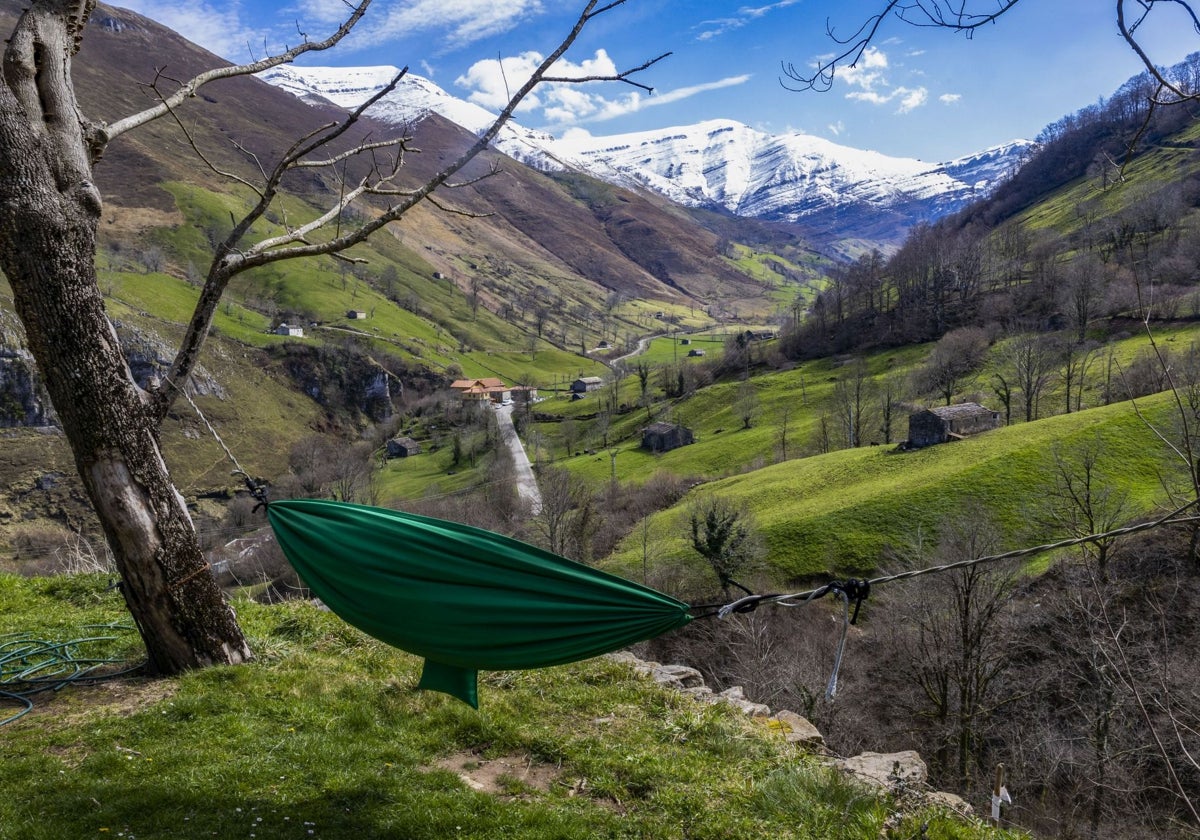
[995,331,1059,423]
[734,379,761,429]
[917,326,989,405]
[875,372,905,445]
[0,0,666,673]
[894,512,1020,791]
[775,402,794,461]
[832,358,874,448]
[533,464,599,560]
[1037,439,1131,579]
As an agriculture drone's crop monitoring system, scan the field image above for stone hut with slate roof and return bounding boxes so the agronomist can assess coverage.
[906,402,1001,448]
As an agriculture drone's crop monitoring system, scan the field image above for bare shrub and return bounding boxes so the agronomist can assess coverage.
[12,523,113,576]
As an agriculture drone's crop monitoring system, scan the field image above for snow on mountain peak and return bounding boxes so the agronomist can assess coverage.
[261,66,1034,250]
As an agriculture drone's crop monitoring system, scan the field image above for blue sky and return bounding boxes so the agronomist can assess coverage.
[113,0,1199,161]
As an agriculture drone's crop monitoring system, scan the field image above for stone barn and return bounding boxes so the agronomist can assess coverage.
[386,436,422,458]
[641,422,694,453]
[907,402,1001,448]
[571,376,604,394]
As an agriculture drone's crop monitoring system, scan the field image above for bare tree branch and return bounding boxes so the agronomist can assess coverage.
[102,0,371,147]
[783,0,1200,107]
[542,51,673,94]
[153,0,663,421]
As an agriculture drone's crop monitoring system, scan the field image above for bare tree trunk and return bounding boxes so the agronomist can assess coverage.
[0,0,656,673]
[0,1,250,671]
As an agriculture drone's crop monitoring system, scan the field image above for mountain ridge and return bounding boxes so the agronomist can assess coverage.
[263,65,1035,255]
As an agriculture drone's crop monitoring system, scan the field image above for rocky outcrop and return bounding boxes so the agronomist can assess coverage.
[611,650,972,817]
[115,322,226,398]
[0,315,227,429]
[0,346,55,427]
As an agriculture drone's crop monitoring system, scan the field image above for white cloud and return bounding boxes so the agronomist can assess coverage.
[558,127,595,143]
[896,87,928,113]
[539,75,751,125]
[455,51,551,111]
[827,120,845,137]
[117,0,274,60]
[454,48,750,127]
[846,90,892,106]
[939,93,962,104]
[839,47,889,90]
[120,0,543,61]
[372,0,544,52]
[845,85,929,113]
[695,0,802,40]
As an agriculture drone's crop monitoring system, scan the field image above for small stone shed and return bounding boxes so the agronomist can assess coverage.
[571,376,604,394]
[641,421,694,453]
[907,402,1001,448]
[386,436,421,458]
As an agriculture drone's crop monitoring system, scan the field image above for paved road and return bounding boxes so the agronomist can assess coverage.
[494,403,542,514]
[611,333,662,365]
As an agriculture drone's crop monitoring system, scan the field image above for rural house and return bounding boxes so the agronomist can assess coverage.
[385,436,421,458]
[906,402,1002,448]
[641,421,694,453]
[571,376,604,394]
[274,323,304,337]
[346,310,368,320]
[450,377,511,404]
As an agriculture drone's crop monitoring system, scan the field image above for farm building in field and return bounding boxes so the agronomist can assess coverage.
[906,402,1001,448]
[274,323,304,337]
[386,437,421,458]
[571,376,604,394]
[641,421,694,453]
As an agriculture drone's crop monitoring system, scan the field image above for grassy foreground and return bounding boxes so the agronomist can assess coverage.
[0,575,1019,840]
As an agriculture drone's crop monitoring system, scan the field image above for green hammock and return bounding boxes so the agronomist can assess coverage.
[267,498,693,707]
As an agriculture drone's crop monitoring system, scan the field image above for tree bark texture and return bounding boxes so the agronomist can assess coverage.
[0,1,250,672]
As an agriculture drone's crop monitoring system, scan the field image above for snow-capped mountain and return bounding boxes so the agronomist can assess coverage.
[261,65,574,171]
[553,120,1032,224]
[262,65,1034,253]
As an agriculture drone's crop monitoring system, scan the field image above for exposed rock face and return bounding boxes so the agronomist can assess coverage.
[0,314,229,429]
[0,346,54,427]
[116,323,226,398]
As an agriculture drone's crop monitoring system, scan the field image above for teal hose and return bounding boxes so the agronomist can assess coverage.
[0,624,143,726]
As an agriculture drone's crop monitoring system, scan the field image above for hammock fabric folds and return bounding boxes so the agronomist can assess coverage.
[267,499,693,707]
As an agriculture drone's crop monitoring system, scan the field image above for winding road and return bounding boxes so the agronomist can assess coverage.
[494,403,542,514]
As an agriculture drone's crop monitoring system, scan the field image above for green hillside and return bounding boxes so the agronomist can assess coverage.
[0,574,1011,840]
[604,391,1175,583]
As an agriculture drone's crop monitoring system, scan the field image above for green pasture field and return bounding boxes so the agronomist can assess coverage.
[604,392,1178,583]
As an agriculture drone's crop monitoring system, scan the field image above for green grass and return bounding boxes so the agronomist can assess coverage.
[1016,118,1200,236]
[0,575,1017,840]
[604,392,1180,582]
